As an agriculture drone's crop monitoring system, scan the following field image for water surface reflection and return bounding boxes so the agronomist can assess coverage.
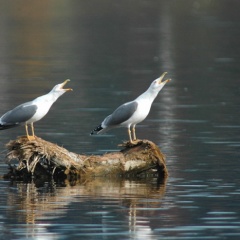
[2,174,240,239]
[0,0,240,239]
[4,178,166,239]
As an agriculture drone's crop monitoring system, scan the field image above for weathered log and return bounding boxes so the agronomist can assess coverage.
[3,136,168,182]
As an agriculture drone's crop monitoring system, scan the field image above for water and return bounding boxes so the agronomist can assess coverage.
[0,0,240,239]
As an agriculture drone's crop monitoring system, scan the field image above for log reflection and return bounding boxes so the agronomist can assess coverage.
[6,177,167,238]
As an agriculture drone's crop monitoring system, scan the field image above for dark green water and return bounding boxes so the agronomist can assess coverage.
[0,1,240,239]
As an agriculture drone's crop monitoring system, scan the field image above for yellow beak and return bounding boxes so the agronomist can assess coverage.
[158,72,171,84]
[61,79,73,91]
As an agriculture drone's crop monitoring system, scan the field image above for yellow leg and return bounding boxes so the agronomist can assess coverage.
[25,123,35,141]
[31,123,35,138]
[25,124,30,139]
[132,125,137,141]
[128,128,133,143]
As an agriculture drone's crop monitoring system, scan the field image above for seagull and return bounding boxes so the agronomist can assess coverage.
[90,72,170,143]
[0,79,72,140]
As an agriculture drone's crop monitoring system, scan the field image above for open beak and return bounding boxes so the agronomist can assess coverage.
[61,79,73,91]
[158,72,171,84]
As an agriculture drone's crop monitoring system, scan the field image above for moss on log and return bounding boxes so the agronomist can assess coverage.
[3,136,168,182]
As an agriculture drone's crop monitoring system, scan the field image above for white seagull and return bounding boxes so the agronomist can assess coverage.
[90,72,170,143]
[0,79,72,140]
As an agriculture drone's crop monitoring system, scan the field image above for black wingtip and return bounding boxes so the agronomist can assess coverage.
[0,123,18,130]
[90,125,103,135]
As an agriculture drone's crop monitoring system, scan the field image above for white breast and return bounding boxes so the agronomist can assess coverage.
[26,100,53,124]
[120,99,152,127]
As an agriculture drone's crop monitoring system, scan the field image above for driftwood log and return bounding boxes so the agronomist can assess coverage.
[3,136,168,182]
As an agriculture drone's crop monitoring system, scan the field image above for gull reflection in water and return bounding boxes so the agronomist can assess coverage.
[6,177,167,239]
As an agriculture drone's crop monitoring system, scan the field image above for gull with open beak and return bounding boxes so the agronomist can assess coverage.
[90,72,170,143]
[0,79,72,140]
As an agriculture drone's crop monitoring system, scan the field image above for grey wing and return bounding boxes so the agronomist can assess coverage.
[103,101,138,126]
[1,102,38,124]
